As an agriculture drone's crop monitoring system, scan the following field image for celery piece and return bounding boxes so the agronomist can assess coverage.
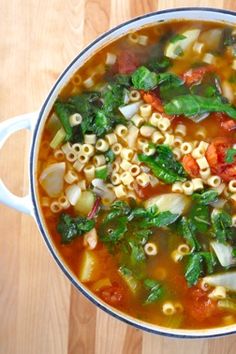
[50,127,66,149]
[218,299,236,313]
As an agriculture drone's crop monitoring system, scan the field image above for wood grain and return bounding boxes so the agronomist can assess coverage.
[1,1,236,353]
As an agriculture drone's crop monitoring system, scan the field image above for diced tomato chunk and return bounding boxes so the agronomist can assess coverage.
[186,287,219,322]
[99,283,124,306]
[221,119,236,131]
[117,51,139,74]
[141,90,164,112]
[182,65,214,86]
[182,154,199,177]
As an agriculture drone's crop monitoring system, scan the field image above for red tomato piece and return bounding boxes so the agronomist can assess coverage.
[221,119,236,131]
[117,51,139,74]
[186,287,219,322]
[182,65,214,86]
[182,154,200,177]
[99,283,124,306]
[141,90,164,113]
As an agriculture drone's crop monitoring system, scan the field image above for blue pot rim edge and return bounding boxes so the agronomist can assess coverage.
[30,7,236,339]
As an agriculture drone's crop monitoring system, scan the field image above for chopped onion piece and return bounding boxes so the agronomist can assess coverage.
[165,29,200,59]
[203,272,236,292]
[39,162,66,197]
[211,242,236,267]
[144,193,191,215]
[119,101,142,119]
[65,184,81,206]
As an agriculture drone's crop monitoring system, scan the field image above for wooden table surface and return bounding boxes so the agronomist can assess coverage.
[1,1,236,353]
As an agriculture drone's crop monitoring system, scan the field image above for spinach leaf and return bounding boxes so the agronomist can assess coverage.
[178,217,201,251]
[211,209,233,243]
[100,216,128,245]
[157,72,188,102]
[189,204,210,233]
[201,252,217,274]
[105,149,116,163]
[192,190,218,205]
[138,145,187,184]
[54,101,73,141]
[142,211,179,228]
[170,34,186,43]
[225,148,236,163]
[144,278,164,304]
[57,213,95,244]
[103,201,131,223]
[131,66,158,90]
[129,240,146,265]
[164,95,236,119]
[146,56,171,73]
[185,253,203,286]
[95,166,108,180]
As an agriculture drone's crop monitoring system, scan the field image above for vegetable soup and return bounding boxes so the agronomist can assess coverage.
[38,20,236,330]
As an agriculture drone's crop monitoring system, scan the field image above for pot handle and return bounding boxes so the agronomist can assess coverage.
[0,112,39,215]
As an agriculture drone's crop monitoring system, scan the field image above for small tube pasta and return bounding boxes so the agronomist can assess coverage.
[50,201,62,213]
[131,153,141,165]
[64,170,78,184]
[200,167,211,179]
[69,113,82,127]
[93,154,106,167]
[138,35,148,46]
[131,114,144,127]
[41,197,50,207]
[83,165,95,182]
[175,124,186,136]
[192,178,204,191]
[163,133,174,146]
[142,145,156,156]
[72,73,82,86]
[77,179,86,190]
[72,143,82,153]
[172,148,182,160]
[129,90,141,102]
[82,144,95,157]
[171,250,182,263]
[172,182,183,193]
[180,142,193,155]
[136,172,150,187]
[112,161,120,173]
[157,117,171,131]
[61,142,72,154]
[111,143,122,155]
[83,77,94,88]
[196,156,209,169]
[120,159,132,171]
[228,180,236,193]
[84,134,96,145]
[96,139,109,152]
[144,242,158,256]
[152,131,164,144]
[182,181,194,195]
[203,53,215,64]
[115,124,128,137]
[149,112,162,127]
[177,244,190,255]
[120,171,134,186]
[149,175,159,187]
[232,215,236,227]
[58,195,70,209]
[140,125,156,137]
[195,128,207,140]
[54,149,64,160]
[208,286,227,300]
[198,141,209,152]
[207,175,221,188]
[129,164,141,177]
[120,148,133,161]
[128,32,139,43]
[140,104,152,118]
[173,136,183,148]
[137,137,149,150]
[77,153,90,164]
[192,147,205,159]
[126,125,139,149]
[105,133,117,145]
[73,160,85,172]
[66,151,77,162]
[113,184,126,198]
[162,302,176,316]
[111,173,121,186]
[193,41,204,53]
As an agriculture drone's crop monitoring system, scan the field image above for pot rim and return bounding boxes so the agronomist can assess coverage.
[30,7,236,338]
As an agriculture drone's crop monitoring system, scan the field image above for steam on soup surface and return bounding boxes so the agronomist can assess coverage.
[38,20,236,330]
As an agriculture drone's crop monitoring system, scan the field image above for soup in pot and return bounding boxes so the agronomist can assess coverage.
[38,20,236,330]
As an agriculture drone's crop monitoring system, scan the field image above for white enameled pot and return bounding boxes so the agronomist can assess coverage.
[1,7,236,338]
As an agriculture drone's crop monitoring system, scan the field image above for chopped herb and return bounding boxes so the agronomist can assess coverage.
[189,204,210,233]
[225,148,236,163]
[157,72,188,102]
[95,166,109,180]
[170,34,187,43]
[174,45,184,57]
[144,278,164,304]
[138,145,187,184]
[185,253,202,286]
[100,216,128,245]
[131,66,158,90]
[54,101,73,141]
[57,213,95,244]
[192,190,219,205]
[211,209,233,243]
[146,56,171,73]
[178,217,201,251]
[142,211,179,228]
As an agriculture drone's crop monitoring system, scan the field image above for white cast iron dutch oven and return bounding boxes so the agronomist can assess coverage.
[1,7,236,339]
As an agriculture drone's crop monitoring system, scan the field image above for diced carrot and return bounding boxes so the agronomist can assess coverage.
[182,154,199,177]
[182,65,214,86]
[141,91,164,112]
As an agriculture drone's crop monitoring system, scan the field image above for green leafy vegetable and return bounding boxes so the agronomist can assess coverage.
[170,34,187,43]
[100,216,128,245]
[138,145,187,184]
[144,278,164,304]
[185,253,202,286]
[157,72,188,102]
[211,209,233,243]
[57,213,95,244]
[142,211,179,228]
[178,217,201,251]
[54,101,73,141]
[189,204,210,233]
[105,149,116,163]
[146,56,171,73]
[225,148,236,163]
[95,166,109,180]
[201,252,217,274]
[131,66,158,90]
[192,190,218,205]
[164,95,236,119]
[174,45,184,57]
[129,240,146,265]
